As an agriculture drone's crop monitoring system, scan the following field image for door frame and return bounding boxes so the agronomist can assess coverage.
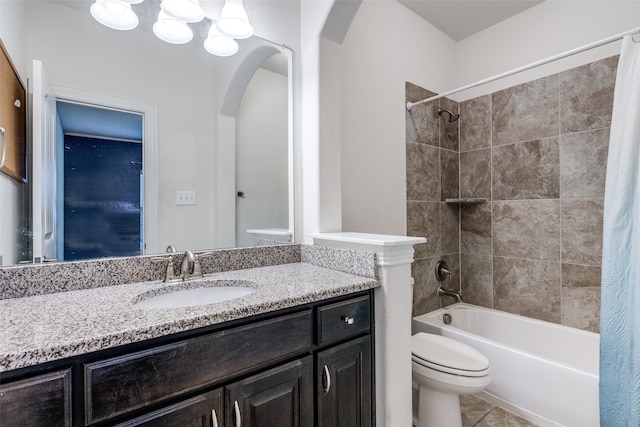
[51,85,159,254]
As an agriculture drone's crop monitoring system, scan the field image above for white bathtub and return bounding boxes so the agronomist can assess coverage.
[412,303,600,427]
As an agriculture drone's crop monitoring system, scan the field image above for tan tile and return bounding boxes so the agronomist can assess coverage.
[561,198,604,265]
[475,406,539,427]
[406,82,439,146]
[412,258,440,316]
[460,95,491,152]
[407,142,440,201]
[441,149,460,200]
[492,75,559,146]
[461,203,492,255]
[492,138,559,200]
[412,254,460,315]
[493,257,561,323]
[460,149,491,200]
[460,394,493,427]
[441,203,460,254]
[560,128,609,198]
[493,200,560,261]
[440,97,460,151]
[407,201,440,260]
[562,264,601,332]
[560,55,618,134]
[461,254,493,308]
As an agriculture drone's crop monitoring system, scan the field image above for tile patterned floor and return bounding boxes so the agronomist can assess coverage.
[460,395,539,427]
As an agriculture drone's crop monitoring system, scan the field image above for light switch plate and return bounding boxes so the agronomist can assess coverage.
[176,190,197,205]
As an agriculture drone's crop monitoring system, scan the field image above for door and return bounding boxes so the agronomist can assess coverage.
[317,336,372,427]
[225,357,313,427]
[31,59,57,262]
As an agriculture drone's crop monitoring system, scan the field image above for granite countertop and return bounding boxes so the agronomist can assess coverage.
[0,262,378,372]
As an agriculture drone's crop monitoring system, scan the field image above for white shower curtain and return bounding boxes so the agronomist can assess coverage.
[600,33,640,427]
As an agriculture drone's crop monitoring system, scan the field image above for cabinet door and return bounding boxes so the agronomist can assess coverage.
[114,389,223,427]
[225,356,313,427]
[0,369,72,427]
[317,336,372,427]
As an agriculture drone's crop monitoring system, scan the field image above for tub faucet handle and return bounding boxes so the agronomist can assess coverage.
[435,260,452,281]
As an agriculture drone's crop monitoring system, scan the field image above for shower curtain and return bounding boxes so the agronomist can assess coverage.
[600,33,640,427]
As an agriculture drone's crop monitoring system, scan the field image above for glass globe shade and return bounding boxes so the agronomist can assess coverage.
[153,11,193,44]
[204,25,239,56]
[160,0,204,23]
[90,0,138,31]
[217,0,253,39]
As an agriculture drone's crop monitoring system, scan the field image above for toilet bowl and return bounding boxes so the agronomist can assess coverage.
[411,332,491,427]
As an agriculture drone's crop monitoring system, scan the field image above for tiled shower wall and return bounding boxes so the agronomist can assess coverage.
[407,55,618,332]
[406,83,461,315]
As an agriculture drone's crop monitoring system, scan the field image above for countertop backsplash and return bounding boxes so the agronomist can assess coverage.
[0,244,377,300]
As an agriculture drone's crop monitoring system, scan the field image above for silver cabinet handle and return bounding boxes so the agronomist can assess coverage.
[211,409,219,427]
[0,127,6,169]
[323,365,331,394]
[234,400,241,427]
[342,316,355,325]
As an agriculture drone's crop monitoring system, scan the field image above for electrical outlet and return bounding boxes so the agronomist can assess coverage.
[176,190,197,205]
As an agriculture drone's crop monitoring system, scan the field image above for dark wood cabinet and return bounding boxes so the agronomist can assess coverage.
[0,291,373,427]
[114,389,223,427]
[85,310,311,424]
[0,369,72,427]
[225,357,313,427]
[317,336,372,427]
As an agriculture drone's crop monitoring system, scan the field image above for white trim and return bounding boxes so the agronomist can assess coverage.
[50,84,159,254]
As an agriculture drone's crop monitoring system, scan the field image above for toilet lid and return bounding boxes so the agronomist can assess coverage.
[411,333,490,375]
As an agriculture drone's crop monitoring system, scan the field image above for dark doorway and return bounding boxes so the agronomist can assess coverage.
[63,136,142,260]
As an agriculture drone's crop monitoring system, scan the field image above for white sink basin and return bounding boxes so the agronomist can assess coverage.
[134,281,256,309]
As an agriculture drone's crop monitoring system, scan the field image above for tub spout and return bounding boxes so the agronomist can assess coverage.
[437,286,462,303]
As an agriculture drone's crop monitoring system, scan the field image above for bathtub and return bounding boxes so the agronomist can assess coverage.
[412,303,600,427]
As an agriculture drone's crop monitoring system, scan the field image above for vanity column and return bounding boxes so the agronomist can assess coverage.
[311,232,425,427]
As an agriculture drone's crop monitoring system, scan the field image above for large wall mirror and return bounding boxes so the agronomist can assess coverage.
[0,0,293,266]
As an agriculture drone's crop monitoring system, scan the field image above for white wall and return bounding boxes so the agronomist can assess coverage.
[0,0,28,265]
[235,67,288,247]
[340,0,457,235]
[456,0,640,100]
[26,1,217,253]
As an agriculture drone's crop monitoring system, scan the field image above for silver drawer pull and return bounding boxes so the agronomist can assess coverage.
[323,365,331,394]
[212,409,219,427]
[342,316,355,325]
[234,400,241,427]
[0,127,6,169]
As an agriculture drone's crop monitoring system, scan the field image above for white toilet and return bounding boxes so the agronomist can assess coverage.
[411,332,491,427]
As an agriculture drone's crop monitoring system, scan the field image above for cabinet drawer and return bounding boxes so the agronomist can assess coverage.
[114,389,223,427]
[0,369,72,427]
[85,310,312,425]
[317,295,370,346]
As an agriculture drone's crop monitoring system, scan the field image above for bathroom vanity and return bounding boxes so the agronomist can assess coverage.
[0,245,378,426]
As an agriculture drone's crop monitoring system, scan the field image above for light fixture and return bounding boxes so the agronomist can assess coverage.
[204,24,239,57]
[153,11,193,44]
[217,0,253,39]
[90,0,140,31]
[160,0,204,23]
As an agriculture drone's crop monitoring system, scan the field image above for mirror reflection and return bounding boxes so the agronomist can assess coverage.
[0,0,293,267]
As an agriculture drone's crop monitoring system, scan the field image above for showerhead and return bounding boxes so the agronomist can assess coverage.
[437,108,460,122]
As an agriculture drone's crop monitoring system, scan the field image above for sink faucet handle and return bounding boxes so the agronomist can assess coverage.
[151,256,180,282]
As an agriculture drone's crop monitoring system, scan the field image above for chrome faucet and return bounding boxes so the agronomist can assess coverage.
[180,250,203,280]
[434,260,462,303]
[151,255,181,283]
[437,286,462,303]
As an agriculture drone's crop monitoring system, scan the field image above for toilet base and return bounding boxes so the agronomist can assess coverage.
[417,384,463,427]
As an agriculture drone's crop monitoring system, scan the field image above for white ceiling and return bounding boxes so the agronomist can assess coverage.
[397,0,545,41]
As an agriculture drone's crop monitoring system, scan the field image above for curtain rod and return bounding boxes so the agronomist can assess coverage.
[406,26,640,111]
